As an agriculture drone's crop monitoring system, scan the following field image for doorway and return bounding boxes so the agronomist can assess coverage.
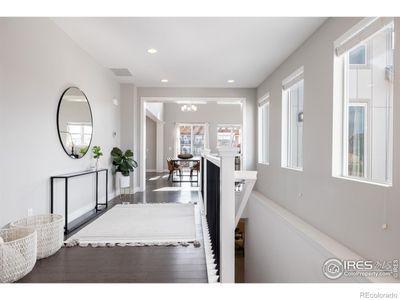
[140,97,247,191]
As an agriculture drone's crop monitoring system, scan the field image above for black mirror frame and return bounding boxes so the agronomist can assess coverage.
[56,87,93,159]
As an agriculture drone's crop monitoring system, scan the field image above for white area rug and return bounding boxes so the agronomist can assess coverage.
[65,203,197,247]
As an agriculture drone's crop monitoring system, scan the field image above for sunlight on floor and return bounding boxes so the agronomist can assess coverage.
[153,187,199,192]
[148,176,161,181]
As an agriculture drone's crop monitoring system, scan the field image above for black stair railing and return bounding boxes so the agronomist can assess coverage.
[201,157,205,199]
[206,159,221,276]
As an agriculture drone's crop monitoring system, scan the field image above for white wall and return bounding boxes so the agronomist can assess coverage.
[120,83,139,190]
[146,102,164,121]
[245,192,373,283]
[247,17,400,282]
[146,116,157,171]
[0,18,121,227]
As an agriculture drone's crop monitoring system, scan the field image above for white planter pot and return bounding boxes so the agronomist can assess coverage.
[119,174,130,188]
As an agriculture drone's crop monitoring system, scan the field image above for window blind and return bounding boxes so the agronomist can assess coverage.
[282,66,304,90]
[335,17,394,57]
[258,92,270,107]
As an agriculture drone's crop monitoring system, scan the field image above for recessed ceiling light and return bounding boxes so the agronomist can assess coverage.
[161,79,168,83]
[227,79,235,83]
[147,48,157,54]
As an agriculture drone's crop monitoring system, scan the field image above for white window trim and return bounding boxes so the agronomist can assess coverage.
[332,17,394,187]
[217,124,242,150]
[281,67,304,171]
[258,93,270,165]
[258,92,270,107]
[342,101,369,180]
[67,122,92,146]
[335,17,393,56]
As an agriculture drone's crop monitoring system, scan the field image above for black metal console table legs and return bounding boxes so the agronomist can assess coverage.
[50,169,108,234]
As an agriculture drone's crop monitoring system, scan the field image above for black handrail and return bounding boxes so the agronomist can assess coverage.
[201,157,205,199]
[206,160,221,277]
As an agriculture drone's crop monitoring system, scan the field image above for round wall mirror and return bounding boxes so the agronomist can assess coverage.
[57,87,93,159]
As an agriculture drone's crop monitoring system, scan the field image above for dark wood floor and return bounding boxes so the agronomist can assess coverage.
[19,172,208,283]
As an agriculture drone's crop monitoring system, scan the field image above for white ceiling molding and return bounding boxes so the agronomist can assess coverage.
[141,96,246,103]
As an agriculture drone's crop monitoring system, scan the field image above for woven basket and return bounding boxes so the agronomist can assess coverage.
[11,214,64,259]
[0,227,37,283]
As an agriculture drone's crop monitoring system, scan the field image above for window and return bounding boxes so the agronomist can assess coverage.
[217,125,241,151]
[333,18,394,185]
[349,44,367,65]
[258,94,270,164]
[66,122,92,148]
[347,103,367,177]
[178,124,206,156]
[282,68,304,170]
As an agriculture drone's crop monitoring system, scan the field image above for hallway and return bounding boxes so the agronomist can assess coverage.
[19,173,208,283]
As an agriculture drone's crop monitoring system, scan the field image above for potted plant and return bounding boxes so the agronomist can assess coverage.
[92,145,103,170]
[111,147,138,189]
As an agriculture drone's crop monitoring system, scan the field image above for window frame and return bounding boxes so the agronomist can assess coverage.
[281,68,304,171]
[66,122,92,147]
[258,94,270,165]
[333,17,394,186]
[217,124,242,150]
[342,101,370,180]
[177,123,206,156]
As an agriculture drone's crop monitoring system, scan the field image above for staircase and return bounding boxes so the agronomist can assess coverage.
[201,147,257,283]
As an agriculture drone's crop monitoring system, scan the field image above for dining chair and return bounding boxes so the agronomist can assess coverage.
[166,158,182,181]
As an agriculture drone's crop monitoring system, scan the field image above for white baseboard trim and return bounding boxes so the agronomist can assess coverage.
[146,169,166,173]
[68,190,116,222]
[134,186,143,193]
[68,203,96,222]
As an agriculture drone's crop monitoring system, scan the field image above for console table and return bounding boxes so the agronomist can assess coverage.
[50,169,108,234]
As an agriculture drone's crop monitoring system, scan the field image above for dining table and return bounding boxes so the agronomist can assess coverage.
[170,157,200,184]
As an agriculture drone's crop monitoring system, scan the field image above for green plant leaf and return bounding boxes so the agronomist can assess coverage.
[125,149,133,158]
[131,159,138,168]
[111,147,138,175]
[111,147,123,157]
[92,146,103,159]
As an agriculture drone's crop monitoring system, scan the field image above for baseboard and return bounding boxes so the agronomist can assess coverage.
[146,169,166,173]
[68,203,97,222]
[69,190,116,222]
[134,186,143,193]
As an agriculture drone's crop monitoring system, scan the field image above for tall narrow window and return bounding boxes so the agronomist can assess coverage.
[347,103,367,177]
[258,93,270,164]
[217,125,241,151]
[282,67,304,170]
[334,18,394,185]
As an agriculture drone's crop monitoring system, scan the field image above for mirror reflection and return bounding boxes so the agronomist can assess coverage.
[57,87,93,159]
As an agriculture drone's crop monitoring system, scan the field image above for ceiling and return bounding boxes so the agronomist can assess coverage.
[52,17,326,88]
